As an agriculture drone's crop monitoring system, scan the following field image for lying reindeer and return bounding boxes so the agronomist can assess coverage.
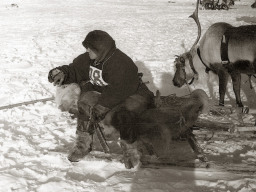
[172,0,256,108]
[111,89,209,168]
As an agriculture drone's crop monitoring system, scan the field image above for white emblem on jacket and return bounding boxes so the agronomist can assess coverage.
[89,66,108,86]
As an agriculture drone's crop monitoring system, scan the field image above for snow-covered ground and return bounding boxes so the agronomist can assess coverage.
[0,0,256,191]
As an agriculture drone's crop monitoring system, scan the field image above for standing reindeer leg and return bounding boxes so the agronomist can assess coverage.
[230,71,243,107]
[218,69,229,106]
[187,130,208,163]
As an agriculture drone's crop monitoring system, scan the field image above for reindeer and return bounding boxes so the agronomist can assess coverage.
[252,0,256,8]
[172,0,256,109]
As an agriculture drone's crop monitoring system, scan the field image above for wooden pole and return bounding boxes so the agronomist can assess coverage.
[0,97,54,110]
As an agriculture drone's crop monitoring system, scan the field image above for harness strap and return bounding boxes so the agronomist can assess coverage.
[187,53,198,75]
[221,31,231,64]
[197,48,211,73]
[197,28,231,72]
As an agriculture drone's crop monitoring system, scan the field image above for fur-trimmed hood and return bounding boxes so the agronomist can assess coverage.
[82,30,116,62]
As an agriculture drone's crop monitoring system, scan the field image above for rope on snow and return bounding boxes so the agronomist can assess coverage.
[0,97,54,110]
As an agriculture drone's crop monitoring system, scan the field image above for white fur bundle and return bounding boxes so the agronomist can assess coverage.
[55,83,81,112]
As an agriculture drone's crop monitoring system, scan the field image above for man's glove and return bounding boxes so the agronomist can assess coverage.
[48,68,65,86]
[92,104,110,122]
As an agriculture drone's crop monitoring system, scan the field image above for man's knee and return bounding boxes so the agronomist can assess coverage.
[77,91,101,117]
[78,91,101,107]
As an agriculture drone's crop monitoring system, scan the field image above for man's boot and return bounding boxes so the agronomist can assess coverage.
[68,130,92,162]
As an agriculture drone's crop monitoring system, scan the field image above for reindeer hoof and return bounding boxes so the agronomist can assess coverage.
[242,107,249,114]
[197,154,208,163]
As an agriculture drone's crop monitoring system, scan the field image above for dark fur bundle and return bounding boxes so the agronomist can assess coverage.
[111,107,138,143]
[112,89,209,157]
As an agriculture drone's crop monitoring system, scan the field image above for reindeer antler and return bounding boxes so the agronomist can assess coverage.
[189,0,201,52]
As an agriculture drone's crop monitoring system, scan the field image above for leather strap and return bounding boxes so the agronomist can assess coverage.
[197,48,211,73]
[221,30,231,64]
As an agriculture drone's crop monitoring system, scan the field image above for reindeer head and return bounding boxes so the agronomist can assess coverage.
[172,0,201,88]
[173,54,187,87]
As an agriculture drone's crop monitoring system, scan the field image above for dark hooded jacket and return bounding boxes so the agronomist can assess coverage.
[56,30,146,108]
